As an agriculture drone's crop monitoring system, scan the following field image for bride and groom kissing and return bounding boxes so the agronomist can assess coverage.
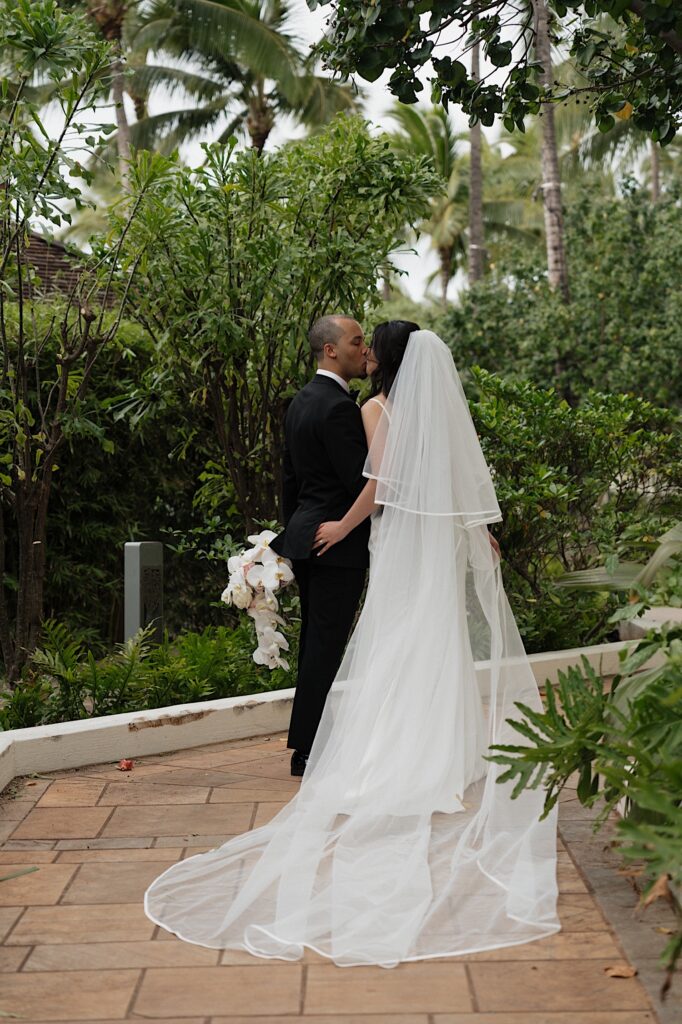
[270,314,501,777]
[145,316,559,967]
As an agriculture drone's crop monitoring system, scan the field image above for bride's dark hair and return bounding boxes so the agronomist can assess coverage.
[368,320,420,398]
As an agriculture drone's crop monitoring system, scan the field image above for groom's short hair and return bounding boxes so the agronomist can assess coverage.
[309,315,354,360]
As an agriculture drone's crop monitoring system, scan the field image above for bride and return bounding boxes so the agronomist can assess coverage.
[144,323,560,967]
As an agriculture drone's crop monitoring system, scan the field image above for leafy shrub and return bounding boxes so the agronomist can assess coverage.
[441,185,682,409]
[122,119,437,526]
[472,371,682,651]
[0,0,173,681]
[648,555,682,609]
[0,616,299,730]
[0,298,246,659]
[489,626,682,989]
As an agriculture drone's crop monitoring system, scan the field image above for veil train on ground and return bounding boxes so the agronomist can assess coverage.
[144,330,560,967]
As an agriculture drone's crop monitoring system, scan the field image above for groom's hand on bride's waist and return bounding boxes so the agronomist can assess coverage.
[314,520,349,557]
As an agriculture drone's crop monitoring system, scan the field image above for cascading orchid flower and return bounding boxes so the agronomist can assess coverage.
[221,530,294,669]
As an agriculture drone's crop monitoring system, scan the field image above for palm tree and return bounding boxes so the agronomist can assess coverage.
[83,0,132,183]
[533,0,570,302]
[127,0,357,154]
[557,100,681,202]
[387,103,542,304]
[387,104,466,304]
[490,115,617,212]
[468,41,485,283]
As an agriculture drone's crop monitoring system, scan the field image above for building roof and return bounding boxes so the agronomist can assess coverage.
[20,231,116,307]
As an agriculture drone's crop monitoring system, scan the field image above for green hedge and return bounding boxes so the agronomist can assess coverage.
[0,617,298,730]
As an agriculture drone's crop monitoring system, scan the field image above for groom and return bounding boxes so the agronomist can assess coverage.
[271,316,370,776]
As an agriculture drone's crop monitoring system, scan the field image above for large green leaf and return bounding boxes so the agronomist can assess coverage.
[638,522,682,588]
[554,561,645,590]
[556,522,682,591]
[0,866,39,882]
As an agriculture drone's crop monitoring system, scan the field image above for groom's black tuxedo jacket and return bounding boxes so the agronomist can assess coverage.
[271,374,370,569]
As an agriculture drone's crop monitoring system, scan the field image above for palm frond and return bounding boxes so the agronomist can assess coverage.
[129,99,230,152]
[285,73,357,124]
[132,15,176,52]
[386,102,458,179]
[169,0,302,96]
[215,109,248,144]
[130,63,225,102]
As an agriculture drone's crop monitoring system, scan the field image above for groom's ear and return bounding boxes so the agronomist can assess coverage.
[323,342,338,360]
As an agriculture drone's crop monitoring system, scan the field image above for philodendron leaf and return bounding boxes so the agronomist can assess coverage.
[554,562,644,590]
[636,522,682,588]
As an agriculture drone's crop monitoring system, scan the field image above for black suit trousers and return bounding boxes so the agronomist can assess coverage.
[288,557,366,754]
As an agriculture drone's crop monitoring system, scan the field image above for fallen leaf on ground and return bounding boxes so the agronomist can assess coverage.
[656,927,674,935]
[604,964,638,979]
[117,759,134,771]
[641,873,673,909]
[0,866,39,882]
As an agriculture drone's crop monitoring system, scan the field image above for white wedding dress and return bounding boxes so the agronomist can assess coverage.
[144,331,560,967]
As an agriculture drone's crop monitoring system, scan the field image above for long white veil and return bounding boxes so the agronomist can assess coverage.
[144,330,559,966]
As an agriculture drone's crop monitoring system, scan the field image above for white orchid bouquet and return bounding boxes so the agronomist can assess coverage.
[221,530,294,670]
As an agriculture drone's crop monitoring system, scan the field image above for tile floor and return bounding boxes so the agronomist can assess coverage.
[0,731,659,1023]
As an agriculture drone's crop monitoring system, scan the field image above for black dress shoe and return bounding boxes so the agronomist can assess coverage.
[290,750,309,777]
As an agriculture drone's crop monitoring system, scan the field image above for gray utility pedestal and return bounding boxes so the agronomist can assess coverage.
[124,541,163,643]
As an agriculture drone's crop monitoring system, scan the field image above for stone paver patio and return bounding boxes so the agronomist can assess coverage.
[0,730,662,1023]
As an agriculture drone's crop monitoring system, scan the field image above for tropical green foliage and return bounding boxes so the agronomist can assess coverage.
[33,312,239,646]
[370,291,444,335]
[471,370,682,652]
[119,117,437,525]
[0,0,171,681]
[311,0,682,143]
[488,626,682,987]
[386,103,544,301]
[555,522,682,598]
[0,616,298,729]
[129,0,356,153]
[442,185,682,408]
[2,0,680,695]
[22,347,682,660]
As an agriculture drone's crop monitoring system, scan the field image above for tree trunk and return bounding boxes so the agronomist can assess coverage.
[112,49,131,188]
[246,80,275,154]
[131,90,146,123]
[0,500,12,677]
[85,3,131,185]
[534,0,570,303]
[468,41,486,284]
[438,245,453,306]
[129,47,148,122]
[650,139,661,203]
[5,478,51,683]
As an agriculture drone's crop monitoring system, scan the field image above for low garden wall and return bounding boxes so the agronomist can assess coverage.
[0,639,645,795]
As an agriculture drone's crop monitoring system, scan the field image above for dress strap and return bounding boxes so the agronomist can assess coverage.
[366,396,391,420]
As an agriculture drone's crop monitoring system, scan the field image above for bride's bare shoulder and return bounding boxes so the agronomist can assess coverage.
[360,396,386,445]
[361,396,386,417]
